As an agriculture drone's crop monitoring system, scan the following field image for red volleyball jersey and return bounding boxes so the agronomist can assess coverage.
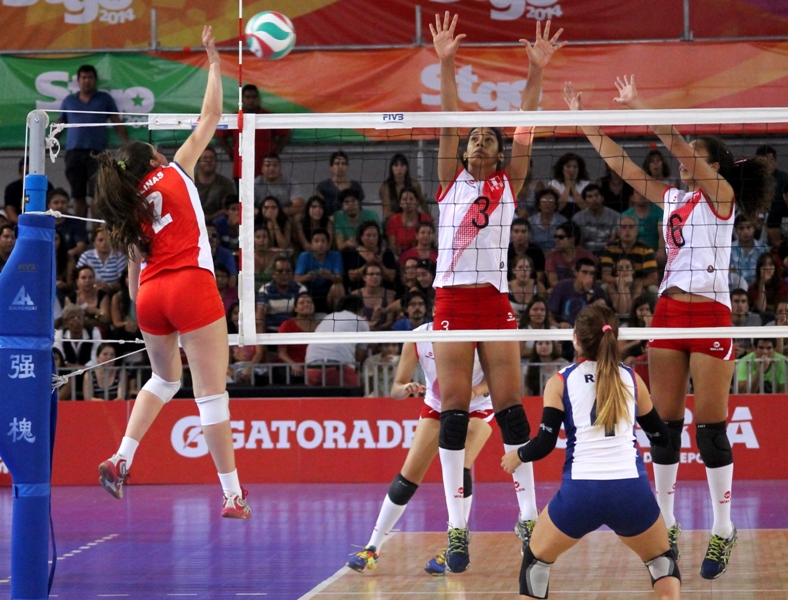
[138,162,214,284]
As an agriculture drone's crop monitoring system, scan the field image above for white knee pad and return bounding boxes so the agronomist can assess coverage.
[141,373,181,404]
[195,391,230,426]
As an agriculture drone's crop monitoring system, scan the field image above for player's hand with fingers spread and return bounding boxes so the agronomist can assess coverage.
[520,20,566,70]
[203,25,219,64]
[614,75,642,108]
[563,81,583,111]
[501,449,523,475]
[430,11,466,61]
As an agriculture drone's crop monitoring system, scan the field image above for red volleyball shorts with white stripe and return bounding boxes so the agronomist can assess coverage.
[420,404,495,422]
[648,296,734,360]
[433,285,518,331]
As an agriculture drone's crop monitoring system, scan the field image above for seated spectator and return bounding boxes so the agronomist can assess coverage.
[213,195,240,253]
[257,196,294,254]
[226,302,268,385]
[528,188,567,252]
[4,158,53,225]
[392,290,432,331]
[54,230,76,299]
[547,258,606,329]
[507,217,546,283]
[83,343,126,401]
[642,148,673,186]
[253,152,306,218]
[256,257,306,334]
[253,224,279,291]
[414,259,436,310]
[305,295,369,386]
[66,265,111,333]
[545,223,596,289]
[731,288,763,327]
[215,264,238,314]
[55,304,101,367]
[548,152,591,219]
[600,215,658,289]
[356,262,396,331]
[295,229,345,314]
[343,220,397,289]
[730,214,768,290]
[398,221,438,266]
[315,151,365,217]
[571,184,619,254]
[518,296,554,359]
[603,257,642,316]
[621,188,665,263]
[515,159,544,217]
[76,227,127,293]
[598,163,633,213]
[379,153,427,221]
[766,181,788,248]
[509,255,546,318]
[277,292,319,381]
[620,294,654,361]
[333,189,380,251]
[736,338,787,394]
[0,224,15,274]
[53,348,71,401]
[207,224,237,287]
[748,253,786,318]
[386,187,432,257]
[524,341,568,395]
[49,188,88,259]
[194,146,235,223]
[362,342,401,396]
[764,298,788,354]
[296,196,334,251]
[394,257,419,299]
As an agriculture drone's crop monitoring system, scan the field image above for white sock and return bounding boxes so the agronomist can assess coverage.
[706,464,734,538]
[463,494,473,524]
[218,469,242,497]
[653,463,679,528]
[504,444,538,521]
[117,436,139,468]
[439,447,466,529]
[367,495,407,551]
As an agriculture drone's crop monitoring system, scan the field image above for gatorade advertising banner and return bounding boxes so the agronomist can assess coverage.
[1,0,787,51]
[2,40,788,149]
[0,394,774,487]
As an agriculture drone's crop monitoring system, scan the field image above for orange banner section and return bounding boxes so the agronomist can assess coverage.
[0,394,776,487]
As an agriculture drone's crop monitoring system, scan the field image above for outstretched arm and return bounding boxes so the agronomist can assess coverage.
[430,11,465,188]
[564,81,669,209]
[174,26,223,174]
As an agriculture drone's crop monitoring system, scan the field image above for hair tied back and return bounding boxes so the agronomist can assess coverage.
[602,324,612,333]
[117,160,127,170]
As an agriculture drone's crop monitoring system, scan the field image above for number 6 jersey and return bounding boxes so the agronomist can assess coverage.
[137,162,214,284]
[658,187,734,310]
[435,168,516,292]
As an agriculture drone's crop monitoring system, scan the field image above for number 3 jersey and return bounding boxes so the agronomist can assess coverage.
[659,187,734,310]
[435,168,516,292]
[138,162,214,284]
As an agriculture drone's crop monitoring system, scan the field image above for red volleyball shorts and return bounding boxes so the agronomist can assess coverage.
[420,404,495,423]
[648,296,734,360]
[137,267,226,336]
[433,285,518,331]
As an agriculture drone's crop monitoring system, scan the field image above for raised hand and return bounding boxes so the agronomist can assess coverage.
[430,11,466,61]
[563,81,583,111]
[520,20,566,70]
[202,25,219,64]
[614,75,640,107]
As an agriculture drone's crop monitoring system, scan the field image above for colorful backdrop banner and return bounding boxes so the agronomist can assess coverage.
[1,0,788,52]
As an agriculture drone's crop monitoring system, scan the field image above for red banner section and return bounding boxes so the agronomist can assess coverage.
[0,394,777,487]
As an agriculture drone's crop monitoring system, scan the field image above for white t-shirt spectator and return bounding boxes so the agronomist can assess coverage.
[305,310,370,365]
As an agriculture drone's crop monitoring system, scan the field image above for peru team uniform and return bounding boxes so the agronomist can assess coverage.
[433,168,517,330]
[413,323,493,421]
[135,162,225,335]
[548,361,660,538]
[651,187,734,358]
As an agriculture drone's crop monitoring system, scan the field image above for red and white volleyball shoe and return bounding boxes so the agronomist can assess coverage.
[221,488,252,519]
[98,454,129,499]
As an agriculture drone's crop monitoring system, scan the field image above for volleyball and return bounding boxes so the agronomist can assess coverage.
[245,11,296,60]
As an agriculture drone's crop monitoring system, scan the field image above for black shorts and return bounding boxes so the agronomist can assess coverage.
[65,149,99,200]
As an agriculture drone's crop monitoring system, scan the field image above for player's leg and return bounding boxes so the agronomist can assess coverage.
[617,518,681,600]
[689,351,738,579]
[519,505,579,599]
[647,346,689,555]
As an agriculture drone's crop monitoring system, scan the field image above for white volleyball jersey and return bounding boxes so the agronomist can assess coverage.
[659,187,734,309]
[558,361,645,481]
[413,323,491,413]
[435,168,516,292]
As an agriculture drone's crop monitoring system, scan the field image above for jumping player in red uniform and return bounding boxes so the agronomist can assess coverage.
[92,26,251,519]
[430,12,565,572]
[564,77,772,578]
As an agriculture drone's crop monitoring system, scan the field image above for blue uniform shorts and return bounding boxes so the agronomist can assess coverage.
[548,476,661,539]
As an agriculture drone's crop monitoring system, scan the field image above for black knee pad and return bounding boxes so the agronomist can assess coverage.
[696,421,733,469]
[645,549,681,586]
[463,468,472,498]
[520,544,552,599]
[387,473,418,506]
[439,410,470,451]
[650,419,684,465]
[495,404,531,446]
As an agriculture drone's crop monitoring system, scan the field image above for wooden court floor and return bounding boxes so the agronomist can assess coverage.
[302,530,788,599]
